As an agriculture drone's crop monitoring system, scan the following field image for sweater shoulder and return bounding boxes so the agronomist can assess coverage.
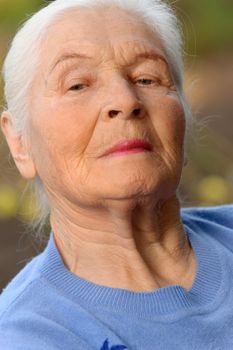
[0,250,44,321]
[181,204,233,251]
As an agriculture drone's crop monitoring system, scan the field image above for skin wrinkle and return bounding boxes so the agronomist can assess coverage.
[2,6,196,292]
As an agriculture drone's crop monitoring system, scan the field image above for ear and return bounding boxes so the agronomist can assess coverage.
[1,111,37,180]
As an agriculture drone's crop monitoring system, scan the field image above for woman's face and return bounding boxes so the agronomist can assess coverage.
[27,6,186,208]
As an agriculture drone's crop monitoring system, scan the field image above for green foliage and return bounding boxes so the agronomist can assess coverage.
[0,185,18,219]
[0,0,42,33]
[176,0,233,55]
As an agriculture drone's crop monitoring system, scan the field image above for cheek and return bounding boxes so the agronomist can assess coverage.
[150,94,186,148]
[27,104,97,187]
[30,97,97,159]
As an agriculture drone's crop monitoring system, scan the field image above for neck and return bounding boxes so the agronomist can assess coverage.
[50,194,196,292]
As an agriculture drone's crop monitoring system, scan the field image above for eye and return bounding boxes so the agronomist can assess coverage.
[69,83,87,91]
[136,78,160,86]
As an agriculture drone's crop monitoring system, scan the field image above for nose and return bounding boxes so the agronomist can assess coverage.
[102,78,145,120]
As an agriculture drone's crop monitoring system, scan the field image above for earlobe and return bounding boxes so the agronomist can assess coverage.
[1,111,37,180]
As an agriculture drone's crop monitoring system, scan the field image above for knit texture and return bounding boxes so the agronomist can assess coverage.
[0,205,233,349]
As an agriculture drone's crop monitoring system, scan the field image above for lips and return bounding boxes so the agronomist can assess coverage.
[100,139,153,157]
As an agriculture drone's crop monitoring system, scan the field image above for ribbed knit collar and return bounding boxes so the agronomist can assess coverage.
[40,218,224,318]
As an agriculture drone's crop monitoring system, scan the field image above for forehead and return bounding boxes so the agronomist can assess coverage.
[40,6,166,69]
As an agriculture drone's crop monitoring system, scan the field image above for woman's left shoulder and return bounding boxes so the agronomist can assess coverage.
[181,204,233,229]
[181,204,233,251]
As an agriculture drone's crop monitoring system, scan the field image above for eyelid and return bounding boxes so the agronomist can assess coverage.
[65,75,93,91]
[52,64,92,85]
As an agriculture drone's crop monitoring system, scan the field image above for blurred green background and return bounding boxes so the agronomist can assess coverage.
[0,0,233,291]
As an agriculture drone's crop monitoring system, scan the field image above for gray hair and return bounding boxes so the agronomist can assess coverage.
[1,0,193,238]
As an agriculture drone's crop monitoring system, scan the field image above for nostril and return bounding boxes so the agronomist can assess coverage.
[133,108,141,116]
[108,108,141,118]
[109,110,120,118]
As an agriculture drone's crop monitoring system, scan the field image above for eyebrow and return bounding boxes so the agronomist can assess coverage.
[49,50,167,75]
[135,51,166,63]
[49,53,93,75]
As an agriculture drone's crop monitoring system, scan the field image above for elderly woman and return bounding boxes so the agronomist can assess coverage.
[0,0,233,349]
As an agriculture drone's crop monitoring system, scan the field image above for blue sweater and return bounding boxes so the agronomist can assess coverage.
[1,205,233,349]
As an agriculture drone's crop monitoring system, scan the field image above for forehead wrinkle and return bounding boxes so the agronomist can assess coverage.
[80,37,168,67]
[48,41,168,76]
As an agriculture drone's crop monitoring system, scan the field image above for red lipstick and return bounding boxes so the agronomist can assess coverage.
[101,139,152,157]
